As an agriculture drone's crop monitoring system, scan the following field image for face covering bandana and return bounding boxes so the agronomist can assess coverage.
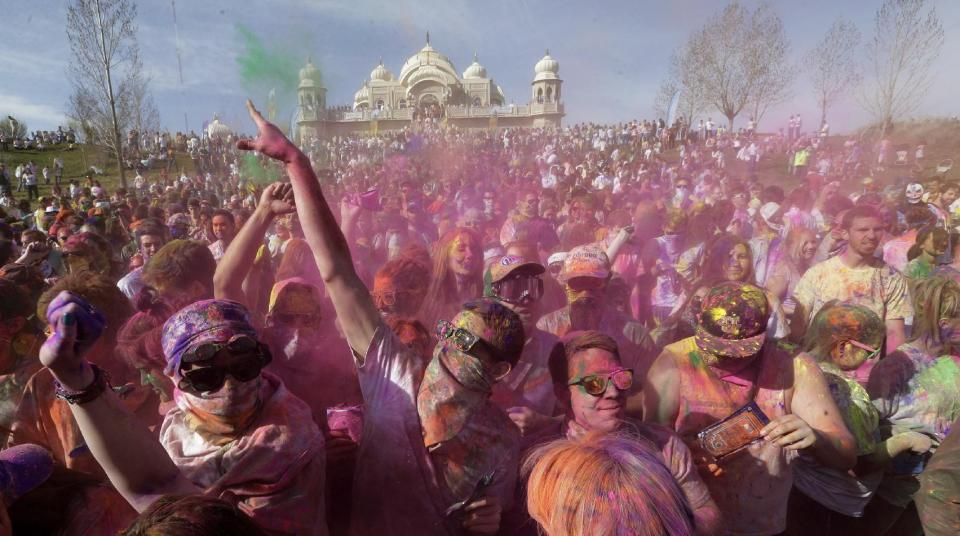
[569,297,603,331]
[174,376,263,445]
[418,341,493,447]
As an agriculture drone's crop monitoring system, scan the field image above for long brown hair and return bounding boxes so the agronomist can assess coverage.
[419,227,483,325]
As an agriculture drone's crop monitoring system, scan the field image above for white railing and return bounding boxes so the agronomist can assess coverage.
[299,102,563,123]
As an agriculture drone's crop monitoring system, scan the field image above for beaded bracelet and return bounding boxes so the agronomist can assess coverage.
[54,364,109,405]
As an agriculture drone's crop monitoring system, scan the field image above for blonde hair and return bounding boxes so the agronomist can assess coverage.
[524,433,694,536]
[783,226,817,268]
[911,275,960,347]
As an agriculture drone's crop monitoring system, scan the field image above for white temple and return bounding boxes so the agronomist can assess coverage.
[296,34,564,140]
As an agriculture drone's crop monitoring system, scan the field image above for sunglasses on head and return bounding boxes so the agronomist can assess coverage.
[436,320,502,362]
[493,274,543,305]
[568,368,634,396]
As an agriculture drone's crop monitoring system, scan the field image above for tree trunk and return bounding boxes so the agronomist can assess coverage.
[819,95,828,128]
[726,113,736,131]
[94,0,127,189]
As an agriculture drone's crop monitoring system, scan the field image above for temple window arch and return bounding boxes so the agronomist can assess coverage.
[398,99,407,109]
[546,87,553,102]
[536,87,543,103]
[376,99,384,110]
[472,96,481,107]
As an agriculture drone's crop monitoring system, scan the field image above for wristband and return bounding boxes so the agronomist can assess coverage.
[55,364,109,405]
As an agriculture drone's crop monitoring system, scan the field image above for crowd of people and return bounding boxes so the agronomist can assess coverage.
[0,99,956,536]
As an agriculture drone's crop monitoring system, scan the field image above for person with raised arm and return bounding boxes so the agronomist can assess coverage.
[37,292,328,534]
[236,100,525,535]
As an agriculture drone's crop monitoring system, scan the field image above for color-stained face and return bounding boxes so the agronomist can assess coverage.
[372,275,418,317]
[449,233,479,276]
[567,348,626,433]
[799,234,818,261]
[519,193,539,218]
[829,339,881,371]
[843,216,884,258]
[64,253,92,275]
[923,232,948,258]
[211,215,235,241]
[271,293,321,328]
[139,234,164,261]
[939,316,960,347]
[722,244,752,282]
[941,188,959,208]
[565,276,607,303]
[569,200,593,224]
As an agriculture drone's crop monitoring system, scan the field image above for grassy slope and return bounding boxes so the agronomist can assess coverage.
[2,118,958,206]
[0,144,193,202]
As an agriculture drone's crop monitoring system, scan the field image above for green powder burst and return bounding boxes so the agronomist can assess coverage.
[235,24,302,92]
[234,24,311,126]
[241,153,282,186]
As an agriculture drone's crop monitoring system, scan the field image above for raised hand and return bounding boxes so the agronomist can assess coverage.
[260,181,296,216]
[236,100,301,164]
[39,291,104,391]
[17,241,51,265]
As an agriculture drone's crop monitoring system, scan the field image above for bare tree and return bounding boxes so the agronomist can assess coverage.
[861,0,944,133]
[806,19,862,127]
[744,3,794,127]
[0,116,28,139]
[65,0,156,188]
[654,50,709,126]
[676,2,792,130]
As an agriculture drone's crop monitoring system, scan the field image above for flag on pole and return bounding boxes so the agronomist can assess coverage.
[666,90,680,126]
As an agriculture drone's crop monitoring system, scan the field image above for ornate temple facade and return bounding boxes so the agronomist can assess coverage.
[296,36,564,140]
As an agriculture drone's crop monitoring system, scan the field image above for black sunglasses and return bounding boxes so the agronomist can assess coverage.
[179,353,268,394]
[178,336,272,393]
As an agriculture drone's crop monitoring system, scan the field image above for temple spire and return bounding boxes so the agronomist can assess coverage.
[426,31,430,45]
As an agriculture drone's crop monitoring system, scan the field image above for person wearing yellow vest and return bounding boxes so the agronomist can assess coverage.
[793,146,810,178]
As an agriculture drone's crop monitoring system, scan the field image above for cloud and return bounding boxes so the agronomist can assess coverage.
[0,93,66,129]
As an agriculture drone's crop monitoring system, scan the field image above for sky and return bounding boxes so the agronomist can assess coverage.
[1,0,958,136]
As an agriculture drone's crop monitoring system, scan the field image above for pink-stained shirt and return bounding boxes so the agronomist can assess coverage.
[160,373,328,535]
[661,337,803,535]
[490,328,560,417]
[351,324,519,536]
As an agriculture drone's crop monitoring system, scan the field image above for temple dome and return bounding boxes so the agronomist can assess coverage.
[462,55,487,79]
[206,116,232,140]
[299,58,323,88]
[399,41,459,85]
[370,60,393,82]
[534,51,560,81]
[353,82,370,103]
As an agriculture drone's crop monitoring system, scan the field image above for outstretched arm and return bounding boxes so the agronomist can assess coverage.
[40,292,198,512]
[237,100,379,355]
[213,182,294,306]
